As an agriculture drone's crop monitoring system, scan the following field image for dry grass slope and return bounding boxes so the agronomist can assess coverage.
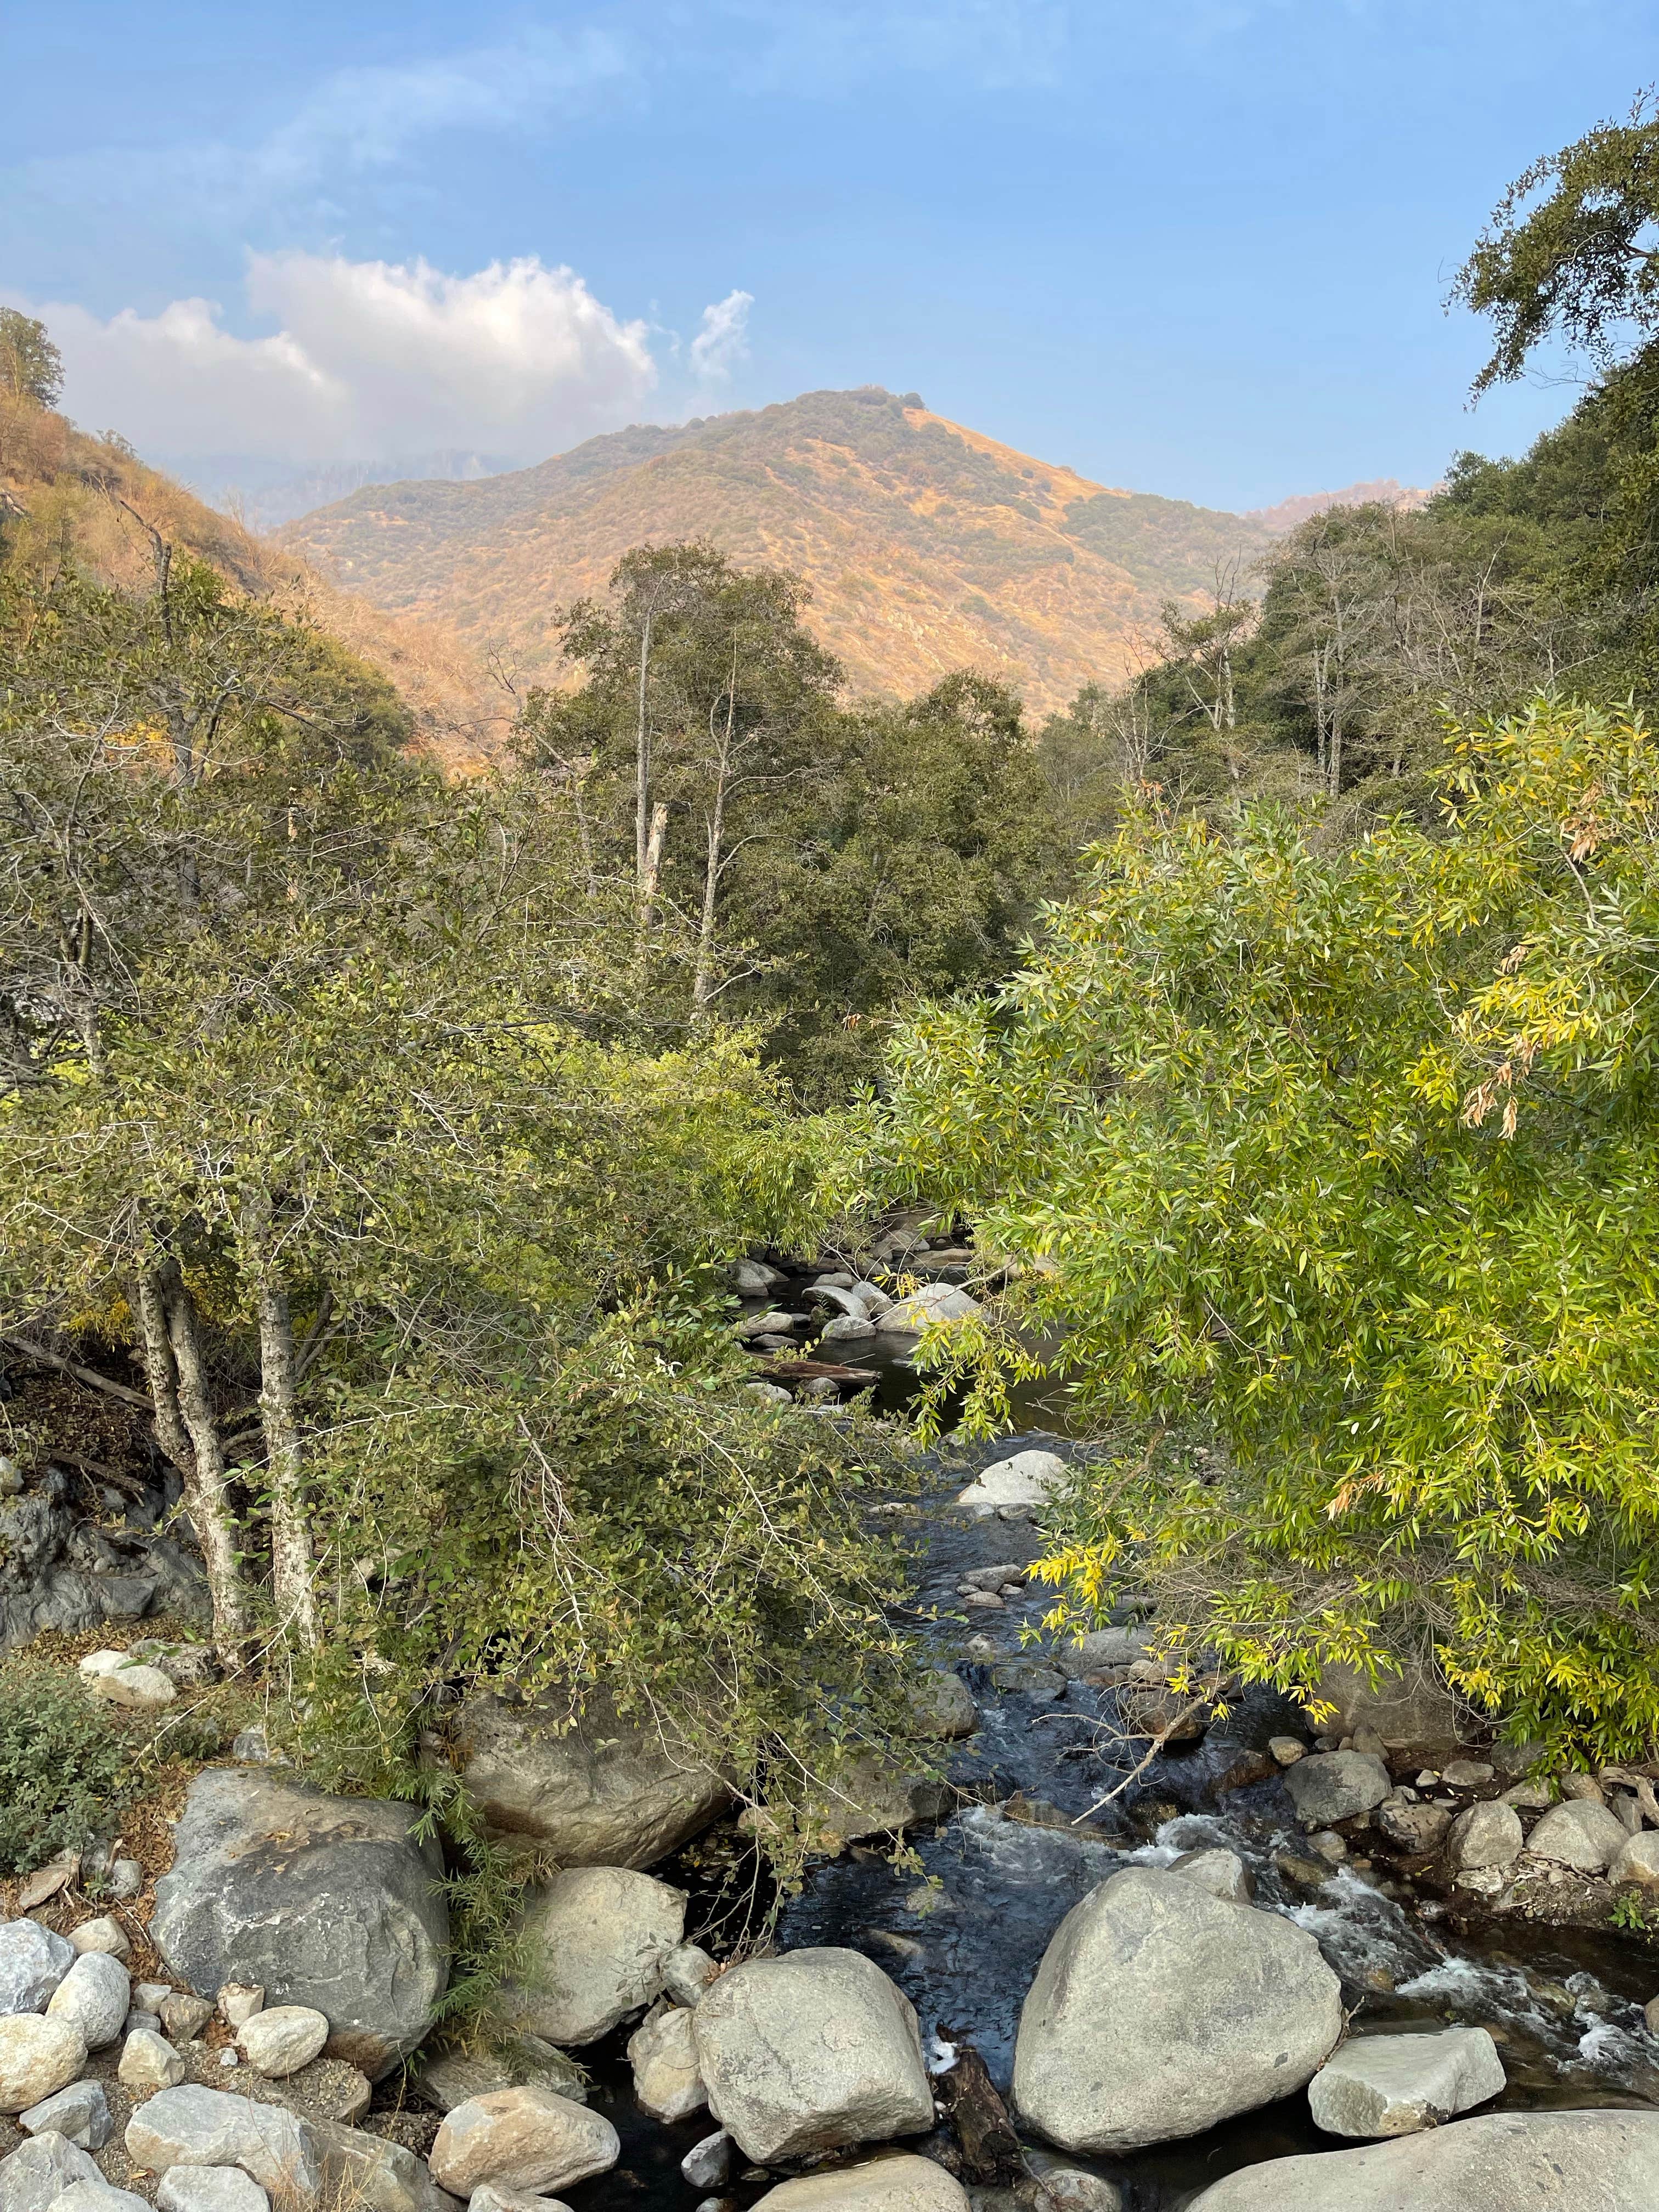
[0,397,510,774]
[278,387,1287,719]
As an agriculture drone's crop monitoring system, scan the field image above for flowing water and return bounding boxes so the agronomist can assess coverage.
[562,1293,1659,2210]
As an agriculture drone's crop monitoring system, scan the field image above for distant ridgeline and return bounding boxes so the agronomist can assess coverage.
[273,387,1420,720]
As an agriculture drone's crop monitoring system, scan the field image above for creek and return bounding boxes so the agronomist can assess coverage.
[563,1284,1659,2210]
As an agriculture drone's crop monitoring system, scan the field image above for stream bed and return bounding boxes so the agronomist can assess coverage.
[561,1414,1659,2209]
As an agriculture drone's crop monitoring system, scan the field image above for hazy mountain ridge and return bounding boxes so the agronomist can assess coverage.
[281,388,1423,718]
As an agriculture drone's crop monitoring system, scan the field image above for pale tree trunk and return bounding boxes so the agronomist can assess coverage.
[255,1270,318,1649]
[638,800,669,935]
[693,662,738,1014]
[239,1190,319,1647]
[635,607,655,893]
[134,1262,250,1660]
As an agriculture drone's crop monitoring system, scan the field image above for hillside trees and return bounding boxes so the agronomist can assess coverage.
[520,543,1069,1096]
[857,698,1659,1759]
[0,529,916,1814]
[0,312,62,412]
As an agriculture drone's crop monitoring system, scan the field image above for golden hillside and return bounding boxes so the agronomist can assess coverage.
[277,387,1285,719]
[0,397,509,774]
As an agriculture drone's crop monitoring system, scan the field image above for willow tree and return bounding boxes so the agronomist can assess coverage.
[857,699,1659,1762]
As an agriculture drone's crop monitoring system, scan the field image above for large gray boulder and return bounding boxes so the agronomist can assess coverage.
[750,2158,970,2210]
[428,2089,618,2198]
[0,2131,101,2212]
[1306,1659,1461,1750]
[1526,1799,1629,1872]
[0,1923,74,2016]
[1187,2108,1659,2210]
[692,1946,933,2164]
[150,1769,448,2080]
[1308,2027,1504,2137]
[504,1867,685,2046]
[1283,1751,1391,1827]
[1012,1867,1342,2153]
[450,1689,729,1869]
[125,2085,324,2199]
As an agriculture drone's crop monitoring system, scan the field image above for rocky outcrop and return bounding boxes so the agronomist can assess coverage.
[692,1947,934,2164]
[1012,1867,1343,2153]
[150,1769,449,2080]
[1308,2027,1505,2137]
[449,1689,729,1869]
[0,1457,208,1651]
[1187,2109,1659,2209]
[749,2158,970,2210]
[504,1867,685,2046]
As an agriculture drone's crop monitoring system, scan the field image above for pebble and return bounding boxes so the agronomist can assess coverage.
[218,1985,264,2029]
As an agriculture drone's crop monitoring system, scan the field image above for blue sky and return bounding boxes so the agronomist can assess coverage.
[4,0,1657,508]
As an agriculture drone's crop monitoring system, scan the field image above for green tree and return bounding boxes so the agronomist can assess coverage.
[855,698,1659,1762]
[0,311,63,411]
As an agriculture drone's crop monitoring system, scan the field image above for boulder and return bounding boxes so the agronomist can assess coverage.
[66,1922,127,1962]
[955,1452,1064,1514]
[506,1866,684,2045]
[1186,2108,1659,2209]
[1526,1799,1630,1873]
[308,2118,455,2212]
[1305,1660,1461,1751]
[875,1285,979,1335]
[1376,1800,1451,1854]
[1612,1831,1659,1888]
[1283,1751,1391,1827]
[680,2130,732,2190]
[88,1666,176,1709]
[428,2090,619,2198]
[449,1688,729,1869]
[627,2005,706,2121]
[149,1768,448,2079]
[749,2158,969,2210]
[1446,1799,1522,1872]
[47,2183,150,2212]
[159,1994,215,2044]
[692,1945,933,2164]
[236,2008,329,2079]
[123,2084,324,2198]
[662,1945,720,2008]
[1053,1627,1151,1676]
[901,1672,978,1741]
[797,1757,943,1851]
[731,1260,786,1295]
[1011,1867,1342,2154]
[46,1956,128,2051]
[156,2171,270,2212]
[1022,2155,1122,2211]
[1308,2027,1505,2137]
[410,2042,587,2113]
[0,2132,101,2212]
[120,2029,186,2092]
[20,2079,110,2149]
[0,1924,74,2016]
[820,1316,878,1344]
[1167,1847,1252,1904]
[466,2191,573,2212]
[0,2018,87,2113]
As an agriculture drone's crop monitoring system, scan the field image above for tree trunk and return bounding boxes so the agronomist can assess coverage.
[635,607,654,893]
[136,1263,250,1659]
[255,1269,318,1649]
[638,800,669,934]
[693,679,737,1013]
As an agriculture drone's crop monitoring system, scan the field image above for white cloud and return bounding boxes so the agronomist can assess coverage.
[26,253,661,463]
[689,291,754,381]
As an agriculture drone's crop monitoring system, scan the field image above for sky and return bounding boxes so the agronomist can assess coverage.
[4,0,1658,511]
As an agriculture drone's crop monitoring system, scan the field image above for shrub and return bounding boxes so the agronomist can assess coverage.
[0,1661,129,1871]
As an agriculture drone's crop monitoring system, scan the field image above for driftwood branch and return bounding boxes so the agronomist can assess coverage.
[0,1334,153,1411]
